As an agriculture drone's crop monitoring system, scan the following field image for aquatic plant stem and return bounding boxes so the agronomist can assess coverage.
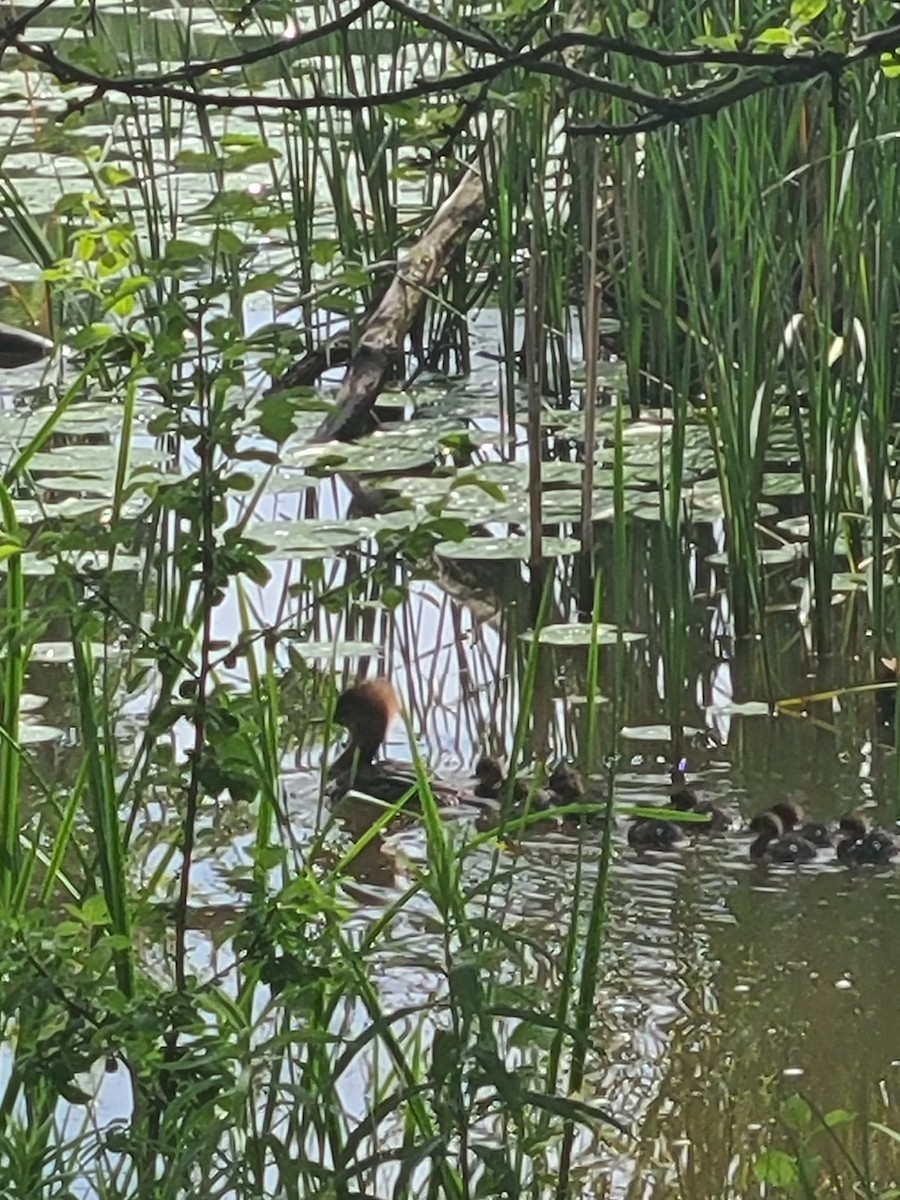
[173,350,216,993]
[0,482,23,905]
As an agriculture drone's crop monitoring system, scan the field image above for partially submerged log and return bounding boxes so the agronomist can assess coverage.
[307,156,491,444]
[0,322,53,369]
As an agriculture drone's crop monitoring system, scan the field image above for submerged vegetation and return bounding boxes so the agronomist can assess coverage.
[2,0,900,1196]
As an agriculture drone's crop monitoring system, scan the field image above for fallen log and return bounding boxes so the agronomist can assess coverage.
[308,154,491,444]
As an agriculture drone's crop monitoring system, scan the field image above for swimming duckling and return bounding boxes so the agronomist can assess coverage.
[797,821,832,848]
[748,812,817,864]
[836,813,897,865]
[329,678,461,807]
[548,762,585,804]
[767,801,832,849]
[668,759,729,832]
[548,761,603,826]
[473,755,505,799]
[627,815,684,851]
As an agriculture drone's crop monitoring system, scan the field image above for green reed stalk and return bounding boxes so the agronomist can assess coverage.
[0,482,24,908]
[525,175,546,593]
[579,147,600,571]
[69,625,134,996]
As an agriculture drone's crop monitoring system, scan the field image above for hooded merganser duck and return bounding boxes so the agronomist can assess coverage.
[329,677,461,807]
[836,813,897,865]
[668,759,729,832]
[767,801,833,849]
[748,811,817,864]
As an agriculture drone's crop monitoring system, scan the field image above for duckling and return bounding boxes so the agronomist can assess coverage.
[548,762,612,832]
[797,821,832,849]
[767,801,832,849]
[836,813,897,865]
[627,815,684,851]
[473,754,505,799]
[506,777,559,835]
[548,762,585,804]
[748,812,817,864]
[329,678,461,807]
[668,759,729,832]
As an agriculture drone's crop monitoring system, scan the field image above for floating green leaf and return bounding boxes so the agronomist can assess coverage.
[523,623,646,646]
[435,535,580,561]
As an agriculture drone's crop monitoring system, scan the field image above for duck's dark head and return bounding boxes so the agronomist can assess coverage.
[330,677,400,777]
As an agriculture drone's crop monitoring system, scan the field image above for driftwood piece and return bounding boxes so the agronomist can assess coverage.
[310,158,490,444]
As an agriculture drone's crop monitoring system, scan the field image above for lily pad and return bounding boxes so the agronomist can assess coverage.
[620,724,705,741]
[291,640,382,661]
[18,723,66,745]
[523,623,646,646]
[435,535,580,561]
[259,468,321,494]
[22,553,143,576]
[706,546,803,568]
[705,700,771,717]
[252,519,366,557]
[14,496,148,523]
[28,642,125,664]
[475,460,584,489]
[282,433,437,476]
[30,446,170,473]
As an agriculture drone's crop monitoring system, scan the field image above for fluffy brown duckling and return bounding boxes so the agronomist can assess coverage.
[748,811,817,864]
[627,815,684,851]
[474,759,580,833]
[836,813,897,865]
[549,761,609,828]
[329,678,460,807]
[767,801,833,849]
[668,759,729,833]
[473,754,505,799]
[471,757,556,833]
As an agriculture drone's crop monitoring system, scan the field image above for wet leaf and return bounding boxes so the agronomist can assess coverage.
[781,1093,812,1130]
[525,623,646,646]
[790,0,826,22]
[252,519,365,557]
[435,535,580,561]
[753,1149,799,1187]
[621,724,705,741]
[291,640,382,661]
[706,700,771,717]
